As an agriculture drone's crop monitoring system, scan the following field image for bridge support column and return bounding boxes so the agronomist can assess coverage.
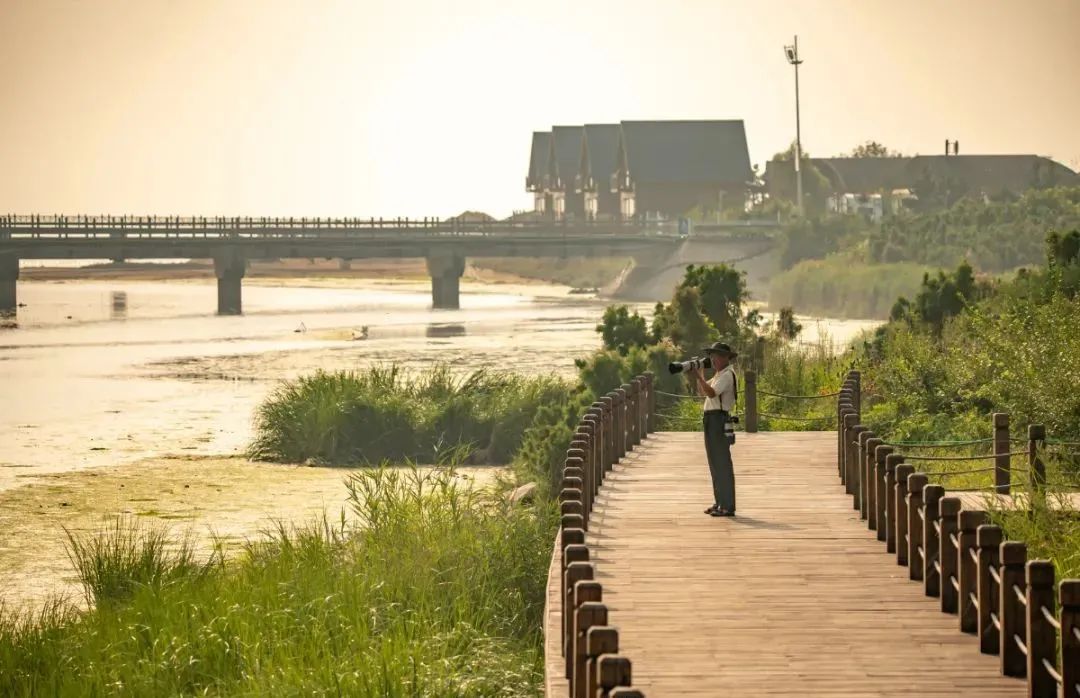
[0,253,18,315]
[214,249,245,315]
[426,254,464,310]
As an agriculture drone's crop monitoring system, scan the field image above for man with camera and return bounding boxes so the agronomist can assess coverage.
[693,342,739,517]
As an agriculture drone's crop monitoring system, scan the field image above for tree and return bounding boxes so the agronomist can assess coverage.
[775,307,803,340]
[680,264,750,339]
[850,140,901,158]
[595,305,651,355]
[768,142,832,215]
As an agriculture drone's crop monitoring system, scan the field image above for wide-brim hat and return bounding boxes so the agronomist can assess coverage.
[702,342,738,358]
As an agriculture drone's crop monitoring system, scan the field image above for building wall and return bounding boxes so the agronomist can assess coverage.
[632,182,745,219]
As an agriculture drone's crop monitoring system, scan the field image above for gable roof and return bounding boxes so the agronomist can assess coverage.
[551,125,584,190]
[526,131,550,190]
[619,120,753,185]
[581,124,620,187]
[812,157,913,193]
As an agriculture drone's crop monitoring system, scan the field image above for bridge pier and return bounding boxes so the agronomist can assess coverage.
[214,249,246,315]
[0,253,17,315]
[426,254,464,310]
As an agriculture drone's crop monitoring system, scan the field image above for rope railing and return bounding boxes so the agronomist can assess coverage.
[551,373,653,697]
[834,370,1079,697]
[757,388,841,400]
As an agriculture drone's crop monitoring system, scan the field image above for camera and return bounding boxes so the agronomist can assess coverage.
[725,415,738,445]
[668,356,713,374]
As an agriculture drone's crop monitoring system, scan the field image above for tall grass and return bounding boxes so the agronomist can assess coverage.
[769,255,931,319]
[0,467,556,696]
[657,337,849,432]
[250,365,573,465]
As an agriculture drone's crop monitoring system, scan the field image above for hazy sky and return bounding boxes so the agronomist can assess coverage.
[2,0,1079,218]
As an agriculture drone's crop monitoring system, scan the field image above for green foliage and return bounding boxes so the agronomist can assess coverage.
[596,305,650,355]
[64,517,221,608]
[0,468,556,696]
[849,140,901,158]
[779,215,867,269]
[774,307,802,341]
[651,264,755,352]
[249,366,573,465]
[769,255,931,319]
[890,261,987,334]
[869,186,1080,270]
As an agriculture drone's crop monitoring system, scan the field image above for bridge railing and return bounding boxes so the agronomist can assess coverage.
[550,372,655,698]
[837,371,1080,697]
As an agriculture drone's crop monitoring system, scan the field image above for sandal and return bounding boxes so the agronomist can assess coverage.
[710,508,735,517]
[704,504,718,515]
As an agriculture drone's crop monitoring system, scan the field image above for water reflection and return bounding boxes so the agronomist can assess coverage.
[425,323,466,338]
[110,291,128,320]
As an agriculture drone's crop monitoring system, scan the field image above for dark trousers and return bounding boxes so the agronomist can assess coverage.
[703,411,736,512]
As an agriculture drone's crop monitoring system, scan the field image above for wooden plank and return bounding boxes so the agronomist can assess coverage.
[577,431,1025,697]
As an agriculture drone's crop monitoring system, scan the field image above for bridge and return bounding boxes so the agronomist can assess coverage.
[547,373,1079,697]
[0,215,778,315]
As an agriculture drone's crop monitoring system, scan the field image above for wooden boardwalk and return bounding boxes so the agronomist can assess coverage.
[546,431,1026,697]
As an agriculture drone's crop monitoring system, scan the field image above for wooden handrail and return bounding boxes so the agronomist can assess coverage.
[552,372,655,697]
[833,369,1080,697]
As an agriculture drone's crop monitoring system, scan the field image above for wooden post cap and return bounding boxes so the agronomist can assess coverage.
[1000,541,1027,565]
[576,601,608,627]
[1060,579,1080,606]
[560,500,583,518]
[992,412,1009,427]
[1026,560,1055,588]
[564,544,590,566]
[567,448,587,460]
[563,468,584,483]
[976,524,1002,548]
[938,497,962,517]
[923,484,945,502]
[561,484,587,501]
[959,510,988,532]
[884,454,903,472]
[866,437,883,451]
[875,444,895,462]
[565,455,585,468]
[843,414,858,427]
[907,473,929,492]
[574,580,603,605]
[586,626,619,655]
[598,655,632,688]
[561,527,585,548]
[895,463,914,480]
[561,514,584,531]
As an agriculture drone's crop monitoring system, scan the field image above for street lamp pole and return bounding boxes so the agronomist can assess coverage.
[785,36,804,216]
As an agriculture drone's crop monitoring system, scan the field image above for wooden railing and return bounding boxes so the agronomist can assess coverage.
[837,370,1080,697]
[550,372,655,698]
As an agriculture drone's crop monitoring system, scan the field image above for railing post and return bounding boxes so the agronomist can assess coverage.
[958,510,987,634]
[898,464,915,570]
[939,497,961,614]
[586,627,619,698]
[843,414,858,495]
[562,548,590,657]
[1061,580,1080,695]
[976,524,1003,655]
[1025,560,1056,697]
[999,541,1028,678]
[852,427,870,510]
[993,412,1011,495]
[598,656,632,697]
[629,379,642,446]
[884,454,903,554]
[838,391,852,478]
[850,370,861,416]
[745,369,758,433]
[644,372,656,434]
[863,436,883,521]
[922,484,945,597]
[1027,424,1046,505]
[566,455,588,516]
[573,599,607,697]
[874,445,894,538]
[618,385,632,455]
[600,397,614,471]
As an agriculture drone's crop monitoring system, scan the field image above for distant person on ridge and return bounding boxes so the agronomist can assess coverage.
[694,342,738,517]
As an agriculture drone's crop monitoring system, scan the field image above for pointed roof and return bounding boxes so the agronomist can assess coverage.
[527,131,550,190]
[619,120,753,184]
[581,124,620,186]
[551,126,584,189]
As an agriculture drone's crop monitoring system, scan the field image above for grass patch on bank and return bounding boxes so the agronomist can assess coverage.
[769,255,931,319]
[472,257,630,289]
[249,365,574,465]
[0,467,556,697]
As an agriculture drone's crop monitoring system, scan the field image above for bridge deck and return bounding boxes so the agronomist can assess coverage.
[549,431,1025,696]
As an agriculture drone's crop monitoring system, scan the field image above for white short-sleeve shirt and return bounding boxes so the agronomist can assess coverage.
[703,367,737,412]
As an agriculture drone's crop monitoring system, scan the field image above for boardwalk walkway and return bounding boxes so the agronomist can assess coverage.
[547,431,1025,696]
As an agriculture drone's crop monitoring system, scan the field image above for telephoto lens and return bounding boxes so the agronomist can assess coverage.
[724,418,736,445]
[667,356,713,375]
